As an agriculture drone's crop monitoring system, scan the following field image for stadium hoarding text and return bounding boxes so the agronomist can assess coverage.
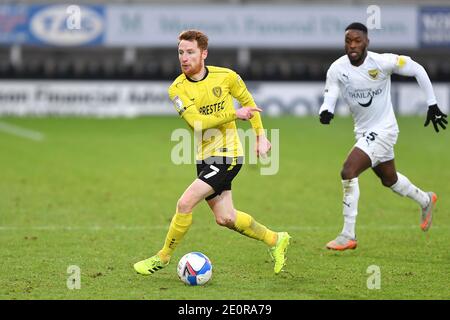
[0,81,448,117]
[0,81,169,116]
[420,6,450,47]
[2,4,450,48]
[105,5,417,48]
[0,4,428,48]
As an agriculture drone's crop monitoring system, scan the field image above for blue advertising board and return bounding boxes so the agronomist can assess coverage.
[419,6,450,47]
[27,4,105,46]
[0,5,29,44]
[0,4,105,46]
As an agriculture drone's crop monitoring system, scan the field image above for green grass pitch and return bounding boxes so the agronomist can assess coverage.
[0,116,449,299]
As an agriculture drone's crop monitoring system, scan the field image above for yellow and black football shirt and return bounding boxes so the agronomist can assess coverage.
[168,66,264,160]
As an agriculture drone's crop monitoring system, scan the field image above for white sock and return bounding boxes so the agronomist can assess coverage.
[341,178,359,239]
[390,172,429,208]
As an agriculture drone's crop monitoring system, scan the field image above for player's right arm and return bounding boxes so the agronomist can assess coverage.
[319,65,340,124]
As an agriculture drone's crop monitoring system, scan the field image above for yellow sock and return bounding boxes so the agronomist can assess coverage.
[158,211,193,262]
[233,210,277,247]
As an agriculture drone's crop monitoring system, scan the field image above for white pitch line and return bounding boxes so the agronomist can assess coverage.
[0,121,45,142]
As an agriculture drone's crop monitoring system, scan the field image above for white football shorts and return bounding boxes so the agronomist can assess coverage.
[354,130,398,167]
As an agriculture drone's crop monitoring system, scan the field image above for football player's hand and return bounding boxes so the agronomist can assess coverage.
[255,135,271,158]
[236,107,262,121]
[319,110,334,124]
[424,104,447,132]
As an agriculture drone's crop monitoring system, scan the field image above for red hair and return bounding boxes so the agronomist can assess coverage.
[178,30,208,50]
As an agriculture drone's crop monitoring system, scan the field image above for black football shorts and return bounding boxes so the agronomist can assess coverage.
[196,156,243,200]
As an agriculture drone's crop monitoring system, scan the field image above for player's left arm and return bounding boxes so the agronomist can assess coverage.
[392,55,447,132]
[229,71,271,157]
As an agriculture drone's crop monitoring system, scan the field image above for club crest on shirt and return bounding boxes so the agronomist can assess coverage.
[212,86,222,98]
[368,69,379,79]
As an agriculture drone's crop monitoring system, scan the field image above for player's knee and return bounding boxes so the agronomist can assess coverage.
[177,197,194,213]
[381,177,397,187]
[215,214,235,228]
[341,166,358,180]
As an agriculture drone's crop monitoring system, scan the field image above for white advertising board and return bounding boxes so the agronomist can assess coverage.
[0,81,448,117]
[105,5,418,48]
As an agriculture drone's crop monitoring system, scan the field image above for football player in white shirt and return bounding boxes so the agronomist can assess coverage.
[319,22,447,251]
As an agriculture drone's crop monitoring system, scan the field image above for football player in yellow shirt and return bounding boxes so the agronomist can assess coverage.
[134,30,291,276]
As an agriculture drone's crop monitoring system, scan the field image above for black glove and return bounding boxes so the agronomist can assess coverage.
[320,110,334,124]
[424,104,447,132]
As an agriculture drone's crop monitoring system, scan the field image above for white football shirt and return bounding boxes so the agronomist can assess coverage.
[321,51,422,137]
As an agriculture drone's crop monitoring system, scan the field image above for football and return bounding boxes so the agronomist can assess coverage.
[177,252,212,286]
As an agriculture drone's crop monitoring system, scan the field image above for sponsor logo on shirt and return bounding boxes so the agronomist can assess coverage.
[199,100,225,115]
[348,88,383,108]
